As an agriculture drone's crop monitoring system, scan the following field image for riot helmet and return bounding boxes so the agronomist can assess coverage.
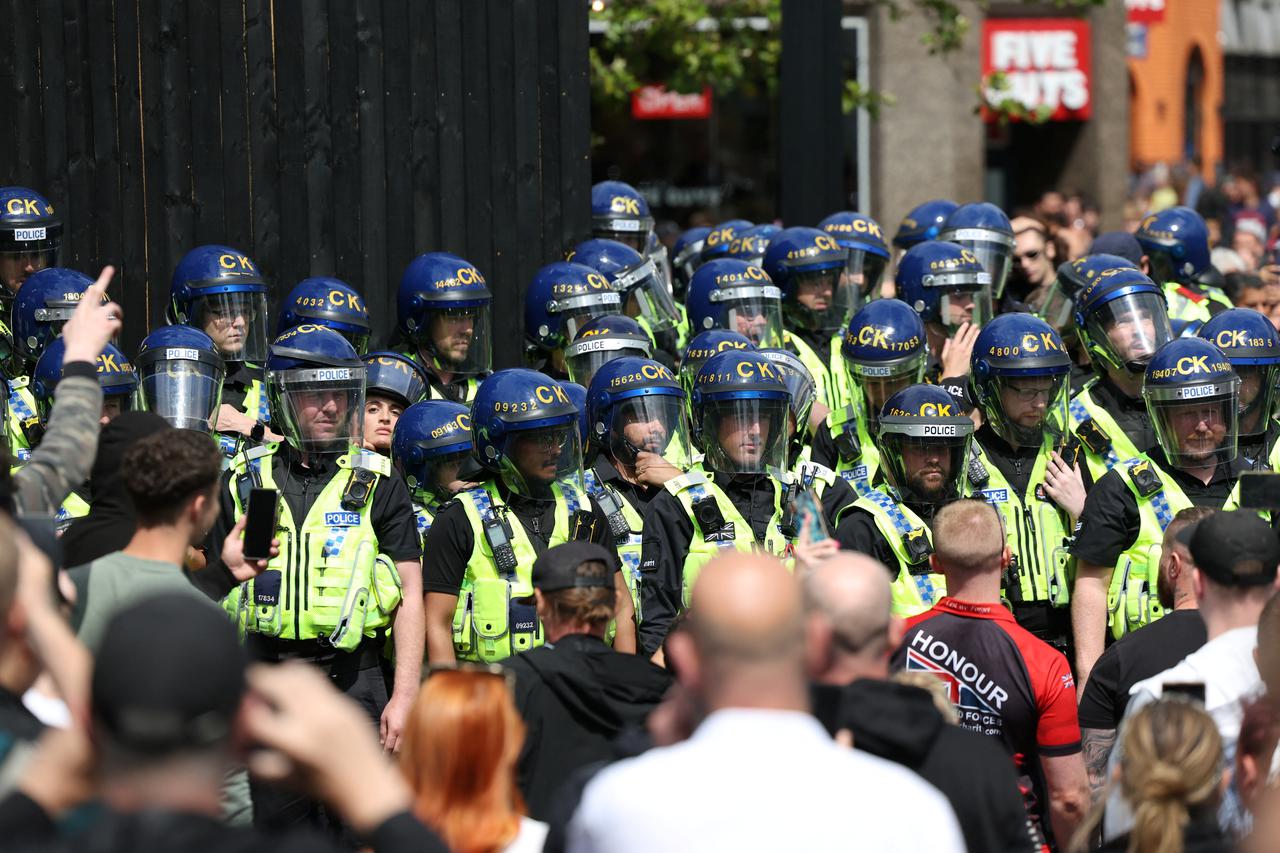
[841,299,928,430]
[877,384,974,505]
[970,314,1072,450]
[764,227,859,334]
[170,245,270,364]
[680,329,754,396]
[725,224,781,267]
[277,277,371,355]
[687,259,785,349]
[572,238,679,334]
[392,400,472,505]
[690,350,792,475]
[896,241,994,333]
[1135,206,1211,285]
[1038,253,1138,333]
[590,180,654,251]
[1073,266,1173,375]
[33,337,137,424]
[1198,308,1280,439]
[819,210,890,302]
[939,202,1016,299]
[524,261,622,356]
[471,368,585,499]
[564,314,653,390]
[396,252,493,377]
[264,325,366,455]
[134,326,225,432]
[0,187,61,297]
[586,357,690,471]
[1143,338,1240,467]
[700,219,753,264]
[12,267,95,368]
[893,199,958,251]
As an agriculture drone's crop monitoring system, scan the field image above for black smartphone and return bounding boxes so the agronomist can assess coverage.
[1164,681,1206,704]
[242,488,279,562]
[1237,472,1280,510]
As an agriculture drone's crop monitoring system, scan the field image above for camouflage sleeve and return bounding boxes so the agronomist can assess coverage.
[12,369,102,516]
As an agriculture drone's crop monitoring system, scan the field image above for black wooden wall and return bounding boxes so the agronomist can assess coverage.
[0,0,592,366]
[779,0,844,227]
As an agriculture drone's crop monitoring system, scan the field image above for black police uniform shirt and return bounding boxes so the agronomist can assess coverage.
[591,455,662,516]
[220,362,264,411]
[924,355,973,413]
[1077,375,1156,490]
[1239,419,1280,471]
[422,479,617,598]
[1070,447,1247,570]
[1076,609,1207,729]
[835,487,941,577]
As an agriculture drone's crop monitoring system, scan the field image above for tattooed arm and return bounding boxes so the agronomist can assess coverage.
[1080,727,1117,803]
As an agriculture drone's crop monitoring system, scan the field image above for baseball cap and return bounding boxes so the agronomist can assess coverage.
[1180,511,1280,587]
[1089,231,1145,266]
[92,593,247,753]
[531,541,617,592]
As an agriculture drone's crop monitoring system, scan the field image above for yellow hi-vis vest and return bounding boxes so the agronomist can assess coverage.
[223,444,401,651]
[54,490,91,533]
[429,377,481,404]
[1068,383,1145,484]
[5,376,40,464]
[851,488,947,617]
[584,468,645,620]
[966,440,1073,608]
[451,479,586,663]
[664,468,790,608]
[217,377,271,460]
[824,403,880,497]
[1162,281,1230,324]
[786,330,847,410]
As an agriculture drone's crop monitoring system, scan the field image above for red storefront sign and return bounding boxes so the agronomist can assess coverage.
[982,19,1092,122]
[631,85,712,120]
[1125,0,1165,25]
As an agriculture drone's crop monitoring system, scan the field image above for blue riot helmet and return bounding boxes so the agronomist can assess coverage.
[396,252,493,377]
[524,261,622,356]
[264,325,366,455]
[169,245,270,364]
[758,348,818,444]
[572,238,679,335]
[277,277,371,354]
[841,299,928,430]
[672,226,712,298]
[700,219,753,264]
[0,187,61,297]
[680,329,754,395]
[587,357,689,470]
[1171,318,1205,339]
[895,241,995,334]
[134,326,225,432]
[392,400,472,504]
[1198,308,1280,438]
[939,202,1016,299]
[363,351,430,408]
[564,314,653,390]
[819,211,891,301]
[687,259,785,349]
[1135,206,1211,285]
[591,180,654,252]
[1143,337,1240,467]
[970,314,1072,449]
[1039,253,1139,332]
[893,199,958,251]
[471,368,584,499]
[691,349,792,474]
[764,227,859,334]
[1073,266,1173,375]
[725,224,782,267]
[12,267,95,368]
[877,384,974,505]
[33,337,137,424]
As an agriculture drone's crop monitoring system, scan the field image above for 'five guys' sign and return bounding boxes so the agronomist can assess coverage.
[982,19,1092,122]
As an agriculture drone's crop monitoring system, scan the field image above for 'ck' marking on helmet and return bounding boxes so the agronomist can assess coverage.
[429,413,470,439]
[1019,332,1061,353]
[5,198,45,216]
[919,402,953,417]
[610,196,641,216]
[826,219,884,239]
[534,384,571,405]
[97,353,132,373]
[735,360,778,381]
[609,363,675,388]
[217,253,256,272]
[329,290,365,311]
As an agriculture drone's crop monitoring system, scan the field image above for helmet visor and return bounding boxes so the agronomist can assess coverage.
[951,233,1014,299]
[1146,379,1240,467]
[566,339,651,389]
[420,303,492,376]
[715,286,785,349]
[404,448,471,504]
[855,356,927,428]
[983,373,1070,450]
[881,433,971,505]
[938,284,994,333]
[269,366,367,454]
[501,424,585,500]
[616,259,679,332]
[649,242,674,293]
[559,292,623,346]
[137,360,224,432]
[1084,292,1173,372]
[789,267,857,334]
[846,250,888,310]
[0,247,60,294]
[193,291,270,364]
[1236,364,1280,437]
[698,396,791,474]
[1035,280,1075,331]
[608,395,691,469]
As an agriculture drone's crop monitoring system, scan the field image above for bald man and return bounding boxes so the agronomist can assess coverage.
[568,553,963,853]
[805,554,1039,853]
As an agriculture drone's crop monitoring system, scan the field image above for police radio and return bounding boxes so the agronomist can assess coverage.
[482,510,519,575]
[1075,418,1112,457]
[591,486,632,547]
[833,423,861,464]
[692,495,727,537]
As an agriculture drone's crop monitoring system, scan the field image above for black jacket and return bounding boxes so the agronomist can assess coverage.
[504,633,671,820]
[811,678,1040,853]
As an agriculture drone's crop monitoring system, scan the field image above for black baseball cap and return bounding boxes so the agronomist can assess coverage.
[1181,511,1280,588]
[92,593,247,753]
[1089,231,1145,266]
[531,541,617,592]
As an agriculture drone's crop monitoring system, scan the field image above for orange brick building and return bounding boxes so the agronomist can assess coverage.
[1127,0,1224,180]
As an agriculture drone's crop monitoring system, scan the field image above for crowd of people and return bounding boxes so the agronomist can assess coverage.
[0,173,1277,852]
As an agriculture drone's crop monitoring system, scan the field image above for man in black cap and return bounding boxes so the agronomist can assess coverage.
[503,541,670,821]
[0,593,446,852]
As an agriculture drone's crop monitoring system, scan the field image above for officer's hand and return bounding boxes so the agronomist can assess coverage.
[940,321,980,379]
[1044,451,1087,522]
[380,690,413,753]
[792,512,839,574]
[61,266,123,365]
[634,451,682,487]
[222,514,280,582]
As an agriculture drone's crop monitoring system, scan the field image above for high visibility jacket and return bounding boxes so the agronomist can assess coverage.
[429,377,481,404]
[223,444,401,651]
[786,330,847,409]
[451,479,588,663]
[1068,383,1145,484]
[6,377,40,463]
[851,488,946,617]
[1161,281,1230,324]
[217,378,271,460]
[824,403,880,497]
[584,468,645,619]
[54,490,91,533]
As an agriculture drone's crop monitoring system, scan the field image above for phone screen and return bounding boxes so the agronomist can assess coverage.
[243,489,279,561]
[791,488,829,543]
[1237,472,1280,510]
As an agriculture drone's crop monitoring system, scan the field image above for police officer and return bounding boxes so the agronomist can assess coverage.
[837,384,973,617]
[590,180,654,252]
[564,314,654,390]
[1135,206,1232,323]
[169,245,273,453]
[1071,336,1245,688]
[0,187,61,301]
[939,201,1017,302]
[699,219,753,265]
[818,210,890,304]
[686,258,785,350]
[134,326,226,433]
[967,314,1083,651]
[208,324,424,767]
[362,351,430,455]
[1197,308,1280,468]
[392,399,473,540]
[423,369,633,664]
[1038,253,1139,393]
[1068,266,1174,484]
[395,252,493,404]
[893,199,958,253]
[277,277,372,354]
[572,238,681,359]
[671,226,712,300]
[724,223,781,267]
[679,329,754,397]
[763,227,858,410]
[811,298,928,496]
[637,349,801,657]
[524,260,622,381]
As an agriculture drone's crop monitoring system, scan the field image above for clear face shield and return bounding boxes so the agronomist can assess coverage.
[269,365,367,454]
[422,302,492,376]
[1036,277,1076,332]
[648,241,674,293]
[0,246,60,295]
[137,356,225,432]
[614,258,679,333]
[193,291,270,364]
[882,433,972,505]
[407,449,471,504]
[714,286,785,349]
[935,282,994,334]
[1146,379,1240,467]
[565,336,652,389]
[845,249,888,310]
[501,423,585,500]
[1235,364,1280,437]
[950,231,1014,299]
[607,395,691,470]
[557,292,623,348]
[789,265,858,334]
[854,356,926,429]
[1085,293,1174,373]
[673,240,705,294]
[699,396,792,475]
[986,373,1070,450]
